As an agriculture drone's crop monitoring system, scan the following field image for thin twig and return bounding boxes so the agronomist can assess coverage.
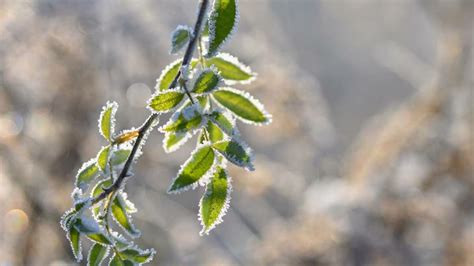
[92,0,209,205]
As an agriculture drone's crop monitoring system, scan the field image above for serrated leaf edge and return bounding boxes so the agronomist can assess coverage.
[207,0,240,57]
[87,243,110,266]
[98,101,118,142]
[213,136,255,171]
[210,53,256,85]
[146,88,186,114]
[67,226,83,262]
[110,192,141,239]
[198,169,232,235]
[96,145,111,173]
[75,158,100,191]
[170,25,193,54]
[167,143,218,194]
[212,87,272,126]
[162,131,193,153]
[155,58,182,91]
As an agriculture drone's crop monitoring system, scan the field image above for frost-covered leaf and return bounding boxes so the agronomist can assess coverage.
[212,88,271,125]
[160,104,206,134]
[147,89,185,113]
[61,198,90,231]
[156,59,182,91]
[111,194,140,238]
[207,0,239,57]
[171,25,192,54]
[192,68,221,94]
[199,166,231,235]
[74,218,111,245]
[163,132,192,153]
[76,159,100,190]
[61,210,77,231]
[212,139,254,171]
[88,243,109,266]
[111,149,132,166]
[206,121,224,143]
[91,179,113,218]
[168,145,216,193]
[68,226,82,262]
[120,248,155,264]
[97,146,111,172]
[110,232,132,251]
[92,179,113,198]
[74,217,100,234]
[99,101,118,142]
[208,110,236,136]
[206,53,254,84]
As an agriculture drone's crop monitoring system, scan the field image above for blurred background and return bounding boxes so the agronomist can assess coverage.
[0,0,473,265]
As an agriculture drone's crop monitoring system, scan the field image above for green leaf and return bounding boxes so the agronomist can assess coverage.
[109,254,133,266]
[147,89,185,113]
[99,101,118,142]
[156,59,182,91]
[163,132,191,153]
[75,159,100,190]
[159,104,205,134]
[111,194,140,238]
[96,146,111,172]
[212,88,271,125]
[168,145,216,193]
[208,111,236,136]
[196,95,209,110]
[120,248,155,264]
[87,233,112,245]
[192,68,221,94]
[207,0,238,57]
[68,226,82,262]
[171,25,192,54]
[206,121,224,143]
[206,53,255,83]
[111,149,132,166]
[199,166,231,235]
[212,139,254,171]
[88,243,109,266]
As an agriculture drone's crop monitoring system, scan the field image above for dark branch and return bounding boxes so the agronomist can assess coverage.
[92,0,209,205]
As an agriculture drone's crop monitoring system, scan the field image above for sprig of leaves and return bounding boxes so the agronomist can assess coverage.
[61,0,271,264]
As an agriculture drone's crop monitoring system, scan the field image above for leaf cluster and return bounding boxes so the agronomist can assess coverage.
[61,0,271,264]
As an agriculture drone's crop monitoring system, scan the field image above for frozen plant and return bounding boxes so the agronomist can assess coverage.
[60,0,271,264]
